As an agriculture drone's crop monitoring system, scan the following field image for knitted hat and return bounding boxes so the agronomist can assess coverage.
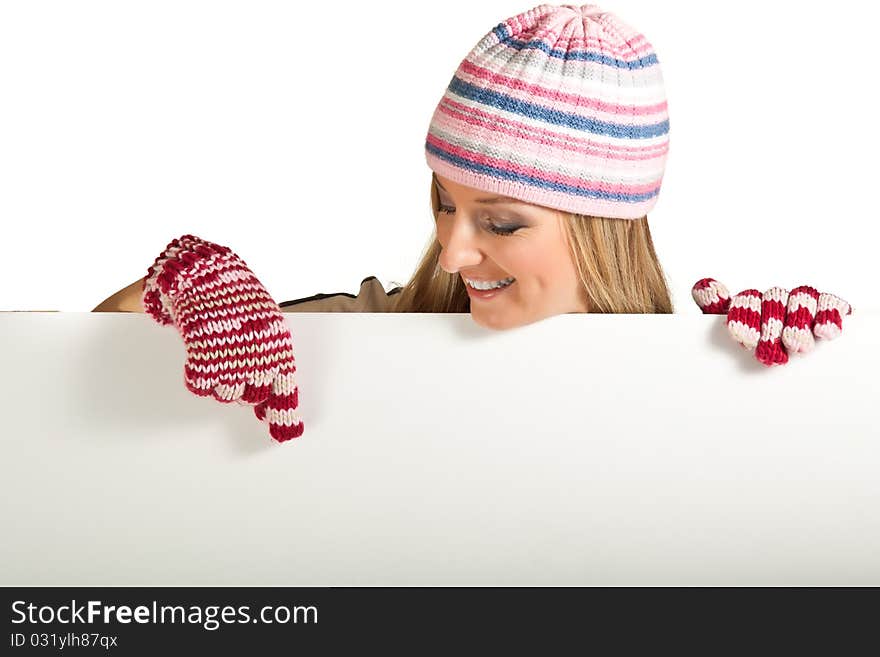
[424,3,669,220]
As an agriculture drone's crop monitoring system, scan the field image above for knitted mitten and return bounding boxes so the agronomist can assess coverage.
[142,234,304,442]
[691,278,852,367]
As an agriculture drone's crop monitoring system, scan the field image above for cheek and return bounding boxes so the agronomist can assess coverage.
[511,247,579,313]
[508,240,570,290]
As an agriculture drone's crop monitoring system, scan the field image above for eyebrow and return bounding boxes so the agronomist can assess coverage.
[435,178,526,205]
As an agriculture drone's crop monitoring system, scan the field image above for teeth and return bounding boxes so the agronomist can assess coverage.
[466,277,515,290]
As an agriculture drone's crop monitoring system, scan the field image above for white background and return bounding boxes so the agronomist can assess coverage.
[1,0,878,312]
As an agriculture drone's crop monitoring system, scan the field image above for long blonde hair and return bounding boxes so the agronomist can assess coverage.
[389,173,674,314]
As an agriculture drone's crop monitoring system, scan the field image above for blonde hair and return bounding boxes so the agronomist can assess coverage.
[389,173,674,314]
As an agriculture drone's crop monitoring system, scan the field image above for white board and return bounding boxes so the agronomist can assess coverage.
[0,311,877,585]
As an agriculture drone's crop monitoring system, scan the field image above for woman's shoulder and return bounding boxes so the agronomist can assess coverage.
[278,276,402,313]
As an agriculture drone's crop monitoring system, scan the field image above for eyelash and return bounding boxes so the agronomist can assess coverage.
[436,204,521,236]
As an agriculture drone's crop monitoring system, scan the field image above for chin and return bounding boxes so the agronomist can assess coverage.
[472,306,559,331]
[470,311,505,331]
[470,310,526,331]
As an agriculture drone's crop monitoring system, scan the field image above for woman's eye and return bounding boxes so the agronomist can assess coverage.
[488,223,521,236]
[436,204,521,236]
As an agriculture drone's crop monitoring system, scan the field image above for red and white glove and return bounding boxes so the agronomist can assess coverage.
[142,234,304,442]
[691,278,853,367]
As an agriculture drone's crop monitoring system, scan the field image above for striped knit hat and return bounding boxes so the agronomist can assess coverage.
[424,3,669,220]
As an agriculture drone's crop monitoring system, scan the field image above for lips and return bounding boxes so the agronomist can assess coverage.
[462,274,514,286]
[465,278,515,300]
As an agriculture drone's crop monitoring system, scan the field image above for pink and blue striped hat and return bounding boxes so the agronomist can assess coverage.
[424,3,669,220]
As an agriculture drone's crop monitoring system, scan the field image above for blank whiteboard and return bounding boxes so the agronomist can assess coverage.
[0,311,877,585]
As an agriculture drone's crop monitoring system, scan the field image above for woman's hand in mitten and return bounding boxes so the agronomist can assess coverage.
[691,278,853,367]
[142,234,304,442]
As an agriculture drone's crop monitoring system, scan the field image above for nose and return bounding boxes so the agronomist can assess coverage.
[436,212,483,275]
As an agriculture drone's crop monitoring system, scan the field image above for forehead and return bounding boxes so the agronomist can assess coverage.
[435,175,527,206]
[434,175,565,228]
[433,175,565,223]
[434,176,462,194]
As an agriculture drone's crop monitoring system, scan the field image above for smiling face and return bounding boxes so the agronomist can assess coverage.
[434,174,589,330]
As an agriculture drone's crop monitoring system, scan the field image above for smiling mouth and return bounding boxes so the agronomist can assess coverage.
[463,275,516,290]
[465,278,516,300]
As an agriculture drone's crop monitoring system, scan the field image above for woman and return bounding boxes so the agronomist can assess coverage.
[92,4,850,442]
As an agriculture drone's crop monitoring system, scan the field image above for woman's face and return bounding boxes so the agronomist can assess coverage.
[434,174,589,330]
